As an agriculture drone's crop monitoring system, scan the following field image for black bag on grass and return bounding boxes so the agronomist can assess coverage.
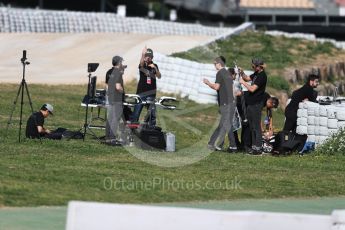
[134,125,166,150]
[274,131,307,154]
[61,130,84,140]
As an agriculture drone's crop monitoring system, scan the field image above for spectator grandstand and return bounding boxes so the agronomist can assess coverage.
[0,6,230,35]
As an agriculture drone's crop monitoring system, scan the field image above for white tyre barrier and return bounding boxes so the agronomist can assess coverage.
[319,117,328,127]
[307,107,317,116]
[328,119,338,129]
[198,85,217,96]
[167,85,176,92]
[319,127,329,136]
[296,125,308,135]
[336,110,345,121]
[338,121,345,129]
[327,107,337,119]
[297,109,308,118]
[307,126,315,135]
[302,102,308,109]
[314,126,320,135]
[319,106,328,117]
[195,94,217,102]
[297,117,308,126]
[307,116,316,125]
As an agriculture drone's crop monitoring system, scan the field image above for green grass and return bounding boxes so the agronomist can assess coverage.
[1,84,345,207]
[171,30,342,88]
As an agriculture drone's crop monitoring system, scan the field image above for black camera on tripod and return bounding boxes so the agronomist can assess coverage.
[21,50,30,65]
[88,63,99,73]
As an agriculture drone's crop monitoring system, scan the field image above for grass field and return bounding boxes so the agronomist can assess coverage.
[172,30,341,79]
[1,83,345,208]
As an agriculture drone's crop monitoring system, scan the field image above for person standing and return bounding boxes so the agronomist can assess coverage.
[105,56,125,144]
[131,47,161,127]
[203,57,237,152]
[239,58,268,154]
[283,74,320,132]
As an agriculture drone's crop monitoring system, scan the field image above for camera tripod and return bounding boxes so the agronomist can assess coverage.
[6,50,34,142]
[82,63,101,141]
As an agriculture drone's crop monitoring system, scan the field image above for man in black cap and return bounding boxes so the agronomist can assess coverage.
[239,58,268,154]
[131,46,161,127]
[105,55,126,143]
[283,74,320,133]
[26,103,54,139]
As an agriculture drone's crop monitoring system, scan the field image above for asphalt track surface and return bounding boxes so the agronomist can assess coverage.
[0,33,210,85]
[1,197,345,230]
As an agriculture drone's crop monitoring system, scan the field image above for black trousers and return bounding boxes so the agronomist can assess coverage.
[247,103,263,150]
[283,110,297,133]
[240,121,252,149]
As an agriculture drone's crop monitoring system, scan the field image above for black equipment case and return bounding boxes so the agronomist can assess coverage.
[274,131,307,154]
[134,125,166,150]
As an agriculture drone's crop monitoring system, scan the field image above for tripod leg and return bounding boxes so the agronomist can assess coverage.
[18,79,26,143]
[23,80,42,143]
[24,80,34,113]
[5,82,23,138]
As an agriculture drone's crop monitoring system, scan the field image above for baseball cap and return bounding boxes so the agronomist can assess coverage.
[145,48,153,58]
[252,58,264,66]
[112,55,123,66]
[41,103,54,115]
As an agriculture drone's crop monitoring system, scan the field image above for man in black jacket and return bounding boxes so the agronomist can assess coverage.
[283,74,320,133]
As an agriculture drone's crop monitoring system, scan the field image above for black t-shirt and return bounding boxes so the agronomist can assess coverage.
[286,83,317,113]
[215,68,234,105]
[262,92,272,118]
[262,92,271,108]
[246,70,267,105]
[105,67,114,84]
[136,62,159,97]
[26,111,44,139]
[107,68,124,104]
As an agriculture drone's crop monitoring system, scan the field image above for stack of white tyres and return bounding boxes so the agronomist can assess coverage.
[296,101,345,146]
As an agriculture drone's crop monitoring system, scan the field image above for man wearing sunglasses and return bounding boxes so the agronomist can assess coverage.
[239,58,268,154]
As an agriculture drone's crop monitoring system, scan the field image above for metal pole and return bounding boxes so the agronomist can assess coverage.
[18,63,26,143]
